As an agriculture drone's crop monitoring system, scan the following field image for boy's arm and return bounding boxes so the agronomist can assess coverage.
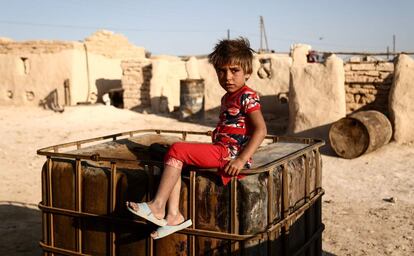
[223,110,267,176]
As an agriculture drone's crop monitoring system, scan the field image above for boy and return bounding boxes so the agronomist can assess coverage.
[127,37,267,239]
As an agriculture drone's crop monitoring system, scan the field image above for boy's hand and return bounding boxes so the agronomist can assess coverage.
[223,158,245,176]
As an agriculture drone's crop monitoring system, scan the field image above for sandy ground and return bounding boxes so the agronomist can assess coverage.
[0,105,413,255]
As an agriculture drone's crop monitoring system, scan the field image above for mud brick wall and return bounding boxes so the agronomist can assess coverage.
[344,60,394,115]
[0,40,76,54]
[121,60,152,109]
[84,30,145,59]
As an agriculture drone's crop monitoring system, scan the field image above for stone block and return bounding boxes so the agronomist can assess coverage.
[377,62,394,72]
[288,54,346,139]
[349,56,362,63]
[389,54,414,143]
[351,63,376,71]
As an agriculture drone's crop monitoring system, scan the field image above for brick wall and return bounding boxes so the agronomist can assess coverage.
[344,58,394,114]
[121,60,152,109]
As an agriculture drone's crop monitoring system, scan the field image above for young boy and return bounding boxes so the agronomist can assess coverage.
[127,37,267,239]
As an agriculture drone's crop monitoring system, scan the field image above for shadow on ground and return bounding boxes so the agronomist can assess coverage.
[0,203,42,256]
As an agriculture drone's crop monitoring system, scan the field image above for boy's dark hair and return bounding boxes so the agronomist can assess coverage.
[208,37,254,75]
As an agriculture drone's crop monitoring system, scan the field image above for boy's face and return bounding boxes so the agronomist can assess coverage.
[215,63,250,93]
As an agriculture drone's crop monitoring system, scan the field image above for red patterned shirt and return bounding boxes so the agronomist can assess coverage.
[213,85,261,170]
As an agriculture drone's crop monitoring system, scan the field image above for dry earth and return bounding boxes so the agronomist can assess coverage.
[0,105,413,255]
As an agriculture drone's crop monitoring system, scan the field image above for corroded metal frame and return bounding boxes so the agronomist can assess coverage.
[37,129,325,256]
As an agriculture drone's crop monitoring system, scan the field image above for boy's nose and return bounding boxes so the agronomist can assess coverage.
[225,70,233,80]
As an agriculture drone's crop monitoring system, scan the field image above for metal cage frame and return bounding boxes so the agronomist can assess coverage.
[37,129,325,256]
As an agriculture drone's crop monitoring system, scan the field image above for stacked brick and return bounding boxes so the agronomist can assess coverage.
[121,60,152,109]
[344,59,394,114]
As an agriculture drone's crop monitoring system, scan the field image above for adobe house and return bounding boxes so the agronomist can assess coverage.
[0,30,145,107]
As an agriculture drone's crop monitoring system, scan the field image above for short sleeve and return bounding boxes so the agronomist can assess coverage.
[241,91,261,114]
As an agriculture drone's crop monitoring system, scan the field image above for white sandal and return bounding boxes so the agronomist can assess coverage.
[152,219,192,240]
[126,202,167,226]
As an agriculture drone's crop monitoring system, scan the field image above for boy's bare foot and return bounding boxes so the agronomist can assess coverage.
[146,201,166,220]
[127,201,165,221]
[165,212,185,226]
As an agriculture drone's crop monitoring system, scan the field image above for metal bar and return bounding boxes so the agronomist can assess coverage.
[145,165,151,201]
[38,189,324,242]
[46,157,55,255]
[304,154,310,202]
[267,168,274,223]
[37,136,325,176]
[109,162,117,256]
[304,154,311,256]
[75,159,82,253]
[39,241,91,256]
[314,197,323,255]
[230,177,239,252]
[267,190,323,234]
[267,167,275,255]
[147,237,154,256]
[37,129,324,156]
[282,163,290,256]
[39,223,325,256]
[42,212,48,256]
[189,171,196,256]
[292,224,325,256]
[315,150,322,192]
[282,163,289,227]
[42,159,49,256]
[37,146,327,175]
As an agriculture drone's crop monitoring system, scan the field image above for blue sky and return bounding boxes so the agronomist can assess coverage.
[0,0,413,56]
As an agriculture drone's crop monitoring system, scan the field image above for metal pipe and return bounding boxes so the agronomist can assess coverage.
[267,168,275,255]
[75,159,82,253]
[189,171,196,256]
[46,157,55,255]
[230,177,239,252]
[109,162,117,256]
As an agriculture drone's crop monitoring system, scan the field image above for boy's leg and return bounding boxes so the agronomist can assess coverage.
[147,164,182,220]
[165,176,185,224]
[150,175,184,238]
[132,142,228,222]
[166,142,229,169]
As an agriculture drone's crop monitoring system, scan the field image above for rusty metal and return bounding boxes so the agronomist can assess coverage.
[230,177,239,252]
[38,189,324,242]
[75,159,82,254]
[267,167,275,255]
[189,170,196,256]
[315,150,322,192]
[109,162,117,256]
[304,153,311,256]
[37,129,325,255]
[46,157,55,256]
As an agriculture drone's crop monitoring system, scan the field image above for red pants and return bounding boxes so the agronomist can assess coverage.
[164,142,238,185]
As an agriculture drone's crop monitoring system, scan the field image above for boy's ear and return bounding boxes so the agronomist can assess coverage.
[245,74,251,81]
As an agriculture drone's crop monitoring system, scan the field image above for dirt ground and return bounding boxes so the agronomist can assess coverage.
[0,105,413,255]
